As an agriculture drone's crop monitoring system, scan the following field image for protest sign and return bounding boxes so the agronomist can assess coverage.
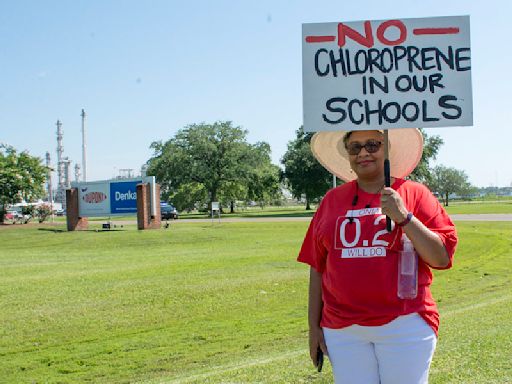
[302,16,472,131]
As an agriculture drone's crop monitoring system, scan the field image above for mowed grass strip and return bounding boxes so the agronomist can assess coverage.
[444,200,512,215]
[0,221,511,383]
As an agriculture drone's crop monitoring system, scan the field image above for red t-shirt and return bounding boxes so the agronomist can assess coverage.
[297,178,457,335]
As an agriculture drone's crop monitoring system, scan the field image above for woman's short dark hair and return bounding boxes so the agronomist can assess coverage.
[343,132,354,149]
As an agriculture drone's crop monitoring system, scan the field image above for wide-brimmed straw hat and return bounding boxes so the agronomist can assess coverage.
[310,128,424,182]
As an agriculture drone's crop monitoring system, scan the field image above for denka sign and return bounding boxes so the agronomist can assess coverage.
[302,16,472,131]
[73,176,155,217]
[110,180,140,214]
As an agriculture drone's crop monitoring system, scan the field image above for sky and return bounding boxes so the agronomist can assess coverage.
[1,0,511,188]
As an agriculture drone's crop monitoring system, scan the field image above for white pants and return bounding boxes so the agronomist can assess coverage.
[323,313,437,384]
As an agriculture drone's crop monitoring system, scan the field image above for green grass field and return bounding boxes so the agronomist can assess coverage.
[1,219,511,383]
[444,200,512,215]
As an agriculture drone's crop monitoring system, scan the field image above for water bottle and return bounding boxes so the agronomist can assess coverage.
[398,234,418,299]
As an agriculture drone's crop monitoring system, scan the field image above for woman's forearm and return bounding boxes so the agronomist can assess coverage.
[308,267,323,328]
[402,216,450,268]
[307,267,327,364]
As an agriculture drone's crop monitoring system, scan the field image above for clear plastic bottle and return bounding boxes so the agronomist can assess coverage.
[398,234,418,299]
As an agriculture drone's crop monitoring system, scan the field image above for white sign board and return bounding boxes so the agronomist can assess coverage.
[211,202,220,211]
[77,181,110,217]
[302,16,472,131]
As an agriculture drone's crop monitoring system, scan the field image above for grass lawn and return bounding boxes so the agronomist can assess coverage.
[0,220,511,383]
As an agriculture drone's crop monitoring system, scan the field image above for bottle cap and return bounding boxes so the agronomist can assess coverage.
[402,234,414,251]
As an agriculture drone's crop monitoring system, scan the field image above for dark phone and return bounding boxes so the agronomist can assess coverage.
[316,347,324,372]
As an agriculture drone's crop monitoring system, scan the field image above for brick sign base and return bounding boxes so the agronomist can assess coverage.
[66,188,89,231]
[136,183,161,230]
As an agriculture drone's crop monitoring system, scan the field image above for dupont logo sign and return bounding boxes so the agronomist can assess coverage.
[76,183,110,216]
[82,191,108,204]
[110,181,140,214]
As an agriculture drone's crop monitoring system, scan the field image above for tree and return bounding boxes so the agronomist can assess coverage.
[170,182,208,212]
[281,127,333,210]
[0,144,47,222]
[245,142,281,209]
[409,128,444,185]
[430,165,472,206]
[146,121,279,212]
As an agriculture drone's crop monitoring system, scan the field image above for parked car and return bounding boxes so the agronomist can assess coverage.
[161,204,178,220]
[4,211,17,220]
[4,210,30,224]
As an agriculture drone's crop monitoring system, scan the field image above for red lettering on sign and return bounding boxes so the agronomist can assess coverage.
[413,27,460,35]
[305,35,336,43]
[338,21,374,48]
[304,21,460,48]
[376,20,407,46]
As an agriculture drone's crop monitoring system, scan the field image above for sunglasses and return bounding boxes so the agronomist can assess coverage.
[346,140,383,155]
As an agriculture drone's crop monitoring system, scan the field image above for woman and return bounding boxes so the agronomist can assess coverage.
[298,129,457,384]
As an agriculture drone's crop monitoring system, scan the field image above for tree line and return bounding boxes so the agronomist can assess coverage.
[146,122,474,211]
[0,122,479,221]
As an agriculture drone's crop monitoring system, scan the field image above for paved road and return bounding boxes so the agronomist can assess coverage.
[449,214,512,221]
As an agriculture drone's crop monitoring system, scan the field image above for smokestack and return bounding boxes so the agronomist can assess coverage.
[63,158,72,189]
[81,109,87,182]
[56,120,65,204]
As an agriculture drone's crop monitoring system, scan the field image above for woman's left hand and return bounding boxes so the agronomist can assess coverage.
[380,187,408,224]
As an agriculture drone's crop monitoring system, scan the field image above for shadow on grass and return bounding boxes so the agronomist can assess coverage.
[38,228,65,233]
[38,227,128,233]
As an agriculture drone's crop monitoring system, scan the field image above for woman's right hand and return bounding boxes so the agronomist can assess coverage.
[309,325,328,367]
